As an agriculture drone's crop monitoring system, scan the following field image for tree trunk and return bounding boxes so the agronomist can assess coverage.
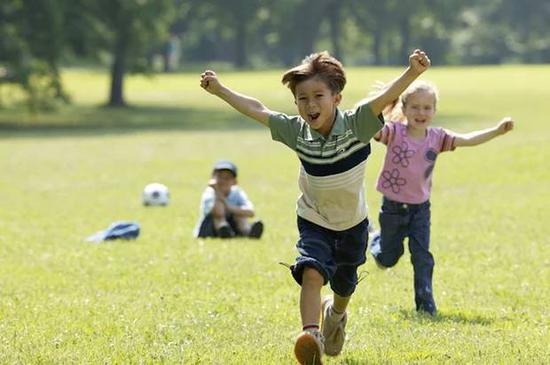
[298,0,332,58]
[108,33,127,107]
[48,62,69,103]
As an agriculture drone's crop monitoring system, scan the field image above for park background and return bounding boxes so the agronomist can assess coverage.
[1,0,549,364]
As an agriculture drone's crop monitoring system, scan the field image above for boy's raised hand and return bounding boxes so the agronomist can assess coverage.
[200,70,222,95]
[496,116,514,135]
[409,49,431,75]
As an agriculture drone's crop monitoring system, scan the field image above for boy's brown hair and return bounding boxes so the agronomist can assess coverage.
[281,51,346,96]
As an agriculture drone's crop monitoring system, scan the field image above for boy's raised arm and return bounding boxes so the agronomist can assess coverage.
[200,70,272,126]
[368,49,431,116]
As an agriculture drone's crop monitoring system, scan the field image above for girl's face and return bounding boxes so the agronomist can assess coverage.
[402,90,436,132]
[294,77,342,137]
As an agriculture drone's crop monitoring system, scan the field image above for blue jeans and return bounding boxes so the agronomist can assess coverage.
[290,216,370,297]
[370,197,436,314]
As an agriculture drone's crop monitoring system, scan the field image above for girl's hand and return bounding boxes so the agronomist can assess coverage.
[409,49,431,75]
[496,116,514,135]
[200,70,223,95]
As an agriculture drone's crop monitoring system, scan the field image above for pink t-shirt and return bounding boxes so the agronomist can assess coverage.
[376,122,455,204]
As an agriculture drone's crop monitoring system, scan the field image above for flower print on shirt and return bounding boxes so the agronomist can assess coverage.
[423,148,437,179]
[381,168,407,194]
[391,141,415,168]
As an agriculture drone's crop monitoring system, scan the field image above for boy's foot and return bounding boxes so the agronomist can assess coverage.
[248,220,264,239]
[217,224,235,239]
[321,296,347,356]
[294,330,324,365]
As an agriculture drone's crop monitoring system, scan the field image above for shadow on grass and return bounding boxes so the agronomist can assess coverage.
[397,309,495,325]
[0,104,266,139]
[0,104,479,140]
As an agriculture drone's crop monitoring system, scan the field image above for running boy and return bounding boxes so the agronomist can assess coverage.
[369,80,514,315]
[200,49,430,364]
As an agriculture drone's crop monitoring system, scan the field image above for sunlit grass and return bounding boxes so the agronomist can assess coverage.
[0,65,549,363]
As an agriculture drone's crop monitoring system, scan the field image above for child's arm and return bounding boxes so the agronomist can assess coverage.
[368,49,431,116]
[225,204,255,218]
[453,117,514,147]
[200,70,271,126]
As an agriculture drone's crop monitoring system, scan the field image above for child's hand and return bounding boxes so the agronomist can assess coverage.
[409,49,431,75]
[208,178,218,188]
[200,70,223,95]
[496,116,514,135]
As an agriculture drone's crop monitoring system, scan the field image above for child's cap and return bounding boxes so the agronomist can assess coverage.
[212,160,237,177]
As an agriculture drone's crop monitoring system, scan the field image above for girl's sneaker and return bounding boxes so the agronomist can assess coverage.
[294,330,324,365]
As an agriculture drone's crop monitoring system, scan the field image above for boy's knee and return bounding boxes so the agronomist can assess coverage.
[211,206,225,219]
[302,266,324,286]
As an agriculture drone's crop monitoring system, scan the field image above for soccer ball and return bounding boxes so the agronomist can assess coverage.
[142,183,170,206]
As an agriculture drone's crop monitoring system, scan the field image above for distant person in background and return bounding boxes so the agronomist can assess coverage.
[194,160,264,239]
[200,49,430,364]
[369,80,515,316]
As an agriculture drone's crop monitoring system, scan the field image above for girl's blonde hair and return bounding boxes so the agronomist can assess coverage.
[373,80,439,122]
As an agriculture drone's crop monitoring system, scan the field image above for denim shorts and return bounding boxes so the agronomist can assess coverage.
[290,216,370,297]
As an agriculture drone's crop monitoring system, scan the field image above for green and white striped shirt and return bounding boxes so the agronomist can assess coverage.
[269,102,383,230]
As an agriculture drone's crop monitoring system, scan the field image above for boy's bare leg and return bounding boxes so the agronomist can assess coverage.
[300,267,324,326]
[234,216,251,236]
[295,267,325,365]
[332,293,350,314]
[211,200,229,230]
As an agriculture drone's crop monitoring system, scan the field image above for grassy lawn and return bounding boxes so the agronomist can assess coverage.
[0,65,549,364]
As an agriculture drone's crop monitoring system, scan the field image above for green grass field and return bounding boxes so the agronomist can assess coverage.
[1,65,549,364]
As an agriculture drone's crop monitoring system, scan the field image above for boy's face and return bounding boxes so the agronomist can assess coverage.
[211,169,236,195]
[294,77,341,137]
[402,90,436,132]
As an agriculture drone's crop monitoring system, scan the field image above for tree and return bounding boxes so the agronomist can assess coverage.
[0,0,70,110]
[348,0,395,65]
[85,0,176,106]
[326,0,345,61]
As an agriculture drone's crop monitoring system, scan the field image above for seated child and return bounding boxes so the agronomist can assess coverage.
[194,160,264,239]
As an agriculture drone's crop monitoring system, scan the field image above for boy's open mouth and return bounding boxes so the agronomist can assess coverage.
[308,113,320,121]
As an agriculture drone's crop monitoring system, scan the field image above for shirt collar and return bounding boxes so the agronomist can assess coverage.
[304,108,345,141]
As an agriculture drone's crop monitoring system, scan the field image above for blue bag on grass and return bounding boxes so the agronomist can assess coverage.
[86,221,140,243]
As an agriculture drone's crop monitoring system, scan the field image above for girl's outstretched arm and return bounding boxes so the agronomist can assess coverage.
[368,49,430,116]
[200,70,272,126]
[453,117,514,147]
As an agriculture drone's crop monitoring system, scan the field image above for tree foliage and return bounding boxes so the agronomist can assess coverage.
[1,0,549,110]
